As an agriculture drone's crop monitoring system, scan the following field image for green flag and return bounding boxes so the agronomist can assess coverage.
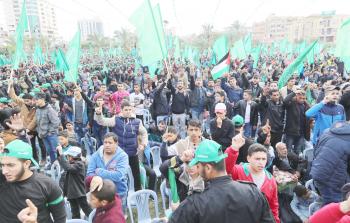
[153,3,168,58]
[33,42,45,65]
[13,0,28,69]
[64,30,81,83]
[129,0,167,66]
[55,48,69,72]
[174,37,181,60]
[243,34,252,55]
[232,39,247,60]
[278,40,318,89]
[213,35,228,61]
[336,18,350,72]
[251,46,261,68]
[99,48,105,58]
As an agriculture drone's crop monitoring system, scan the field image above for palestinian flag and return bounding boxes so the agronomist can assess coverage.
[211,52,230,80]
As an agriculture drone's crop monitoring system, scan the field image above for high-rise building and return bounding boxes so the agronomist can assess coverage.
[0,0,57,38]
[78,19,104,40]
[252,11,349,45]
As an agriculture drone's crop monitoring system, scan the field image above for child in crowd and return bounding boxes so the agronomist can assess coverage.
[57,146,92,219]
[160,127,179,162]
[87,176,125,223]
[291,185,321,221]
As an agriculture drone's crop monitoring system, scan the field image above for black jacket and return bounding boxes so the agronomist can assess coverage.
[209,118,235,150]
[151,83,169,117]
[242,73,262,99]
[234,100,259,126]
[339,91,350,121]
[169,176,275,223]
[272,152,308,177]
[58,156,87,199]
[259,95,285,133]
[283,92,311,140]
[189,76,208,108]
[167,79,189,114]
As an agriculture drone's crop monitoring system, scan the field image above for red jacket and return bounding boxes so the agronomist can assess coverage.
[85,176,126,223]
[225,146,280,223]
[309,203,350,223]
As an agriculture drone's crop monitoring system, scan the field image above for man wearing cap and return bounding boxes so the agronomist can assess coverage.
[168,139,275,223]
[35,92,60,163]
[306,85,345,145]
[0,139,66,222]
[209,103,235,150]
[0,97,12,109]
[231,115,254,164]
[283,88,311,154]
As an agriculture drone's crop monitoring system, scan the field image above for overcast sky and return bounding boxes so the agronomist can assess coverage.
[54,0,350,40]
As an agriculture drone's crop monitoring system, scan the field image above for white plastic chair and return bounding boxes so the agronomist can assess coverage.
[88,209,96,223]
[160,180,172,217]
[143,109,152,129]
[309,201,322,216]
[81,136,97,156]
[127,166,135,194]
[65,198,72,220]
[303,147,314,162]
[305,179,317,192]
[127,189,160,223]
[150,146,162,178]
[66,220,89,223]
[45,162,61,184]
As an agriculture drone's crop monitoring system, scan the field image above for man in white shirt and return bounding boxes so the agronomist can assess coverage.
[129,83,145,121]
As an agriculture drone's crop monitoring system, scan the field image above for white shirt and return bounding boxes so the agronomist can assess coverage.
[251,171,266,189]
[129,92,145,116]
[244,101,251,124]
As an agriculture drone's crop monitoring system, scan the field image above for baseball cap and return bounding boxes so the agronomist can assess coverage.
[34,92,46,100]
[1,139,39,168]
[189,139,227,167]
[64,146,82,157]
[324,85,340,94]
[215,103,226,112]
[0,97,12,104]
[232,115,244,127]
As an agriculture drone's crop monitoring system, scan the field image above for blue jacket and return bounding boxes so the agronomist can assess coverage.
[306,102,345,144]
[87,146,129,196]
[220,79,243,104]
[311,121,350,192]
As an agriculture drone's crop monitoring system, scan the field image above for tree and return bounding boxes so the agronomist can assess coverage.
[113,28,137,52]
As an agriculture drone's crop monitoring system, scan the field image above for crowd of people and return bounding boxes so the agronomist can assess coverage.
[0,50,349,223]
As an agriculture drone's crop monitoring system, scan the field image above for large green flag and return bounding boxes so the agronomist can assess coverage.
[213,35,228,61]
[55,48,69,72]
[243,34,252,55]
[64,31,81,83]
[278,40,318,89]
[153,3,167,58]
[130,0,167,67]
[335,18,350,72]
[13,0,28,69]
[174,37,181,60]
[251,46,261,68]
[231,39,247,60]
[33,42,45,65]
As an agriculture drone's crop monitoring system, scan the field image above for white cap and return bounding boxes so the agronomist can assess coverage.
[64,146,82,157]
[215,103,226,111]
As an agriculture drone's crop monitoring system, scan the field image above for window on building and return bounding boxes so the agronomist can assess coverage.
[327,28,332,34]
[326,36,334,42]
